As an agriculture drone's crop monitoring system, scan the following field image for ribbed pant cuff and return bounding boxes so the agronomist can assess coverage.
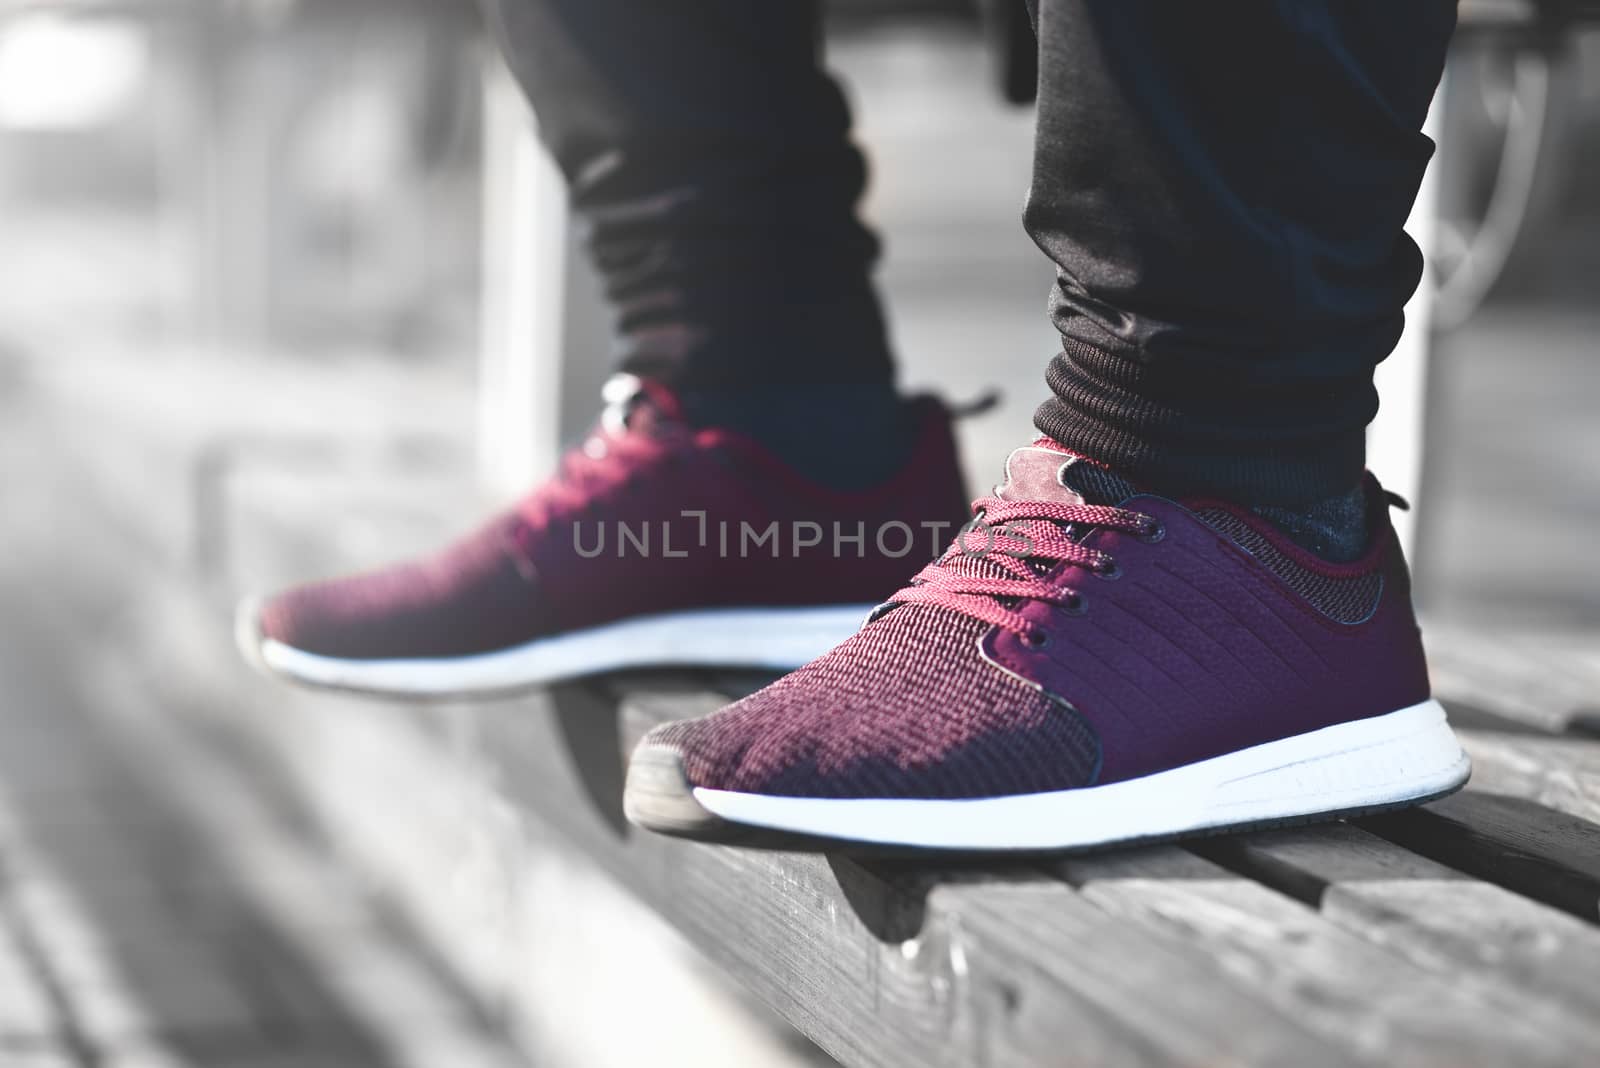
[1034,336,1371,508]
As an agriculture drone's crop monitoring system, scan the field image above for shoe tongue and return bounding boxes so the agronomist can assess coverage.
[995,441,1135,507]
[925,443,1135,592]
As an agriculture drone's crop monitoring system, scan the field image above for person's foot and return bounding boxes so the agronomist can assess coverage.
[236,376,970,698]
[624,440,1469,853]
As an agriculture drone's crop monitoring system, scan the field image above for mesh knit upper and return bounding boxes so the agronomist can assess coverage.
[259,512,547,660]
[646,603,1101,800]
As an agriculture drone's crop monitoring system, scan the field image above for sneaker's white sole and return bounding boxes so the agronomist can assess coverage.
[681,699,1469,852]
[236,599,874,699]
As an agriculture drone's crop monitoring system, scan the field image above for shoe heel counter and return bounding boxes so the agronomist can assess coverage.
[1377,523,1433,703]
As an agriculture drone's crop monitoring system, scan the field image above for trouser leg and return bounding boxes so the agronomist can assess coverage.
[1024,0,1456,507]
[478,0,894,391]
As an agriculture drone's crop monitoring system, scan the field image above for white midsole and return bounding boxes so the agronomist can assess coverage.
[250,603,875,696]
[692,699,1469,850]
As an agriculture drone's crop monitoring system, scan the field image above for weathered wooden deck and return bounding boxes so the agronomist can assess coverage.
[474,647,1600,1067]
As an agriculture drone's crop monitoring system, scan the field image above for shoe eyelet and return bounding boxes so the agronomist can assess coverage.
[1062,593,1088,617]
[1137,520,1166,544]
[1021,628,1050,649]
[1094,559,1122,581]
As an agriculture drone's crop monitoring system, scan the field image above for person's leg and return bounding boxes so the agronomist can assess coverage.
[1025,0,1455,557]
[627,1,1469,853]
[236,4,974,697]
[479,0,914,486]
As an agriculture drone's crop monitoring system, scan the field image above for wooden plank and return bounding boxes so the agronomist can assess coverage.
[1197,823,1600,1017]
[1363,791,1600,922]
[1053,846,1598,1066]
[469,682,1361,1068]
[1427,624,1600,733]
[1455,728,1600,825]
[943,884,1357,1068]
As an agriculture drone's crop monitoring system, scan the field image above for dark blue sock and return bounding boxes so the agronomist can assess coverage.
[680,383,918,491]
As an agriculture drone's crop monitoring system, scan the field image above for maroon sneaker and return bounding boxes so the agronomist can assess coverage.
[236,377,970,698]
[624,440,1470,852]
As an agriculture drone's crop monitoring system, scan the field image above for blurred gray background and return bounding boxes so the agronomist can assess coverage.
[0,1,1595,1065]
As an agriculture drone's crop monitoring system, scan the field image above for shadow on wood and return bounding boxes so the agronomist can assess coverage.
[548,680,631,838]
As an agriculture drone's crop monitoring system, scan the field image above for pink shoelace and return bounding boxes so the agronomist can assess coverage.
[514,427,686,538]
[892,496,1160,644]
